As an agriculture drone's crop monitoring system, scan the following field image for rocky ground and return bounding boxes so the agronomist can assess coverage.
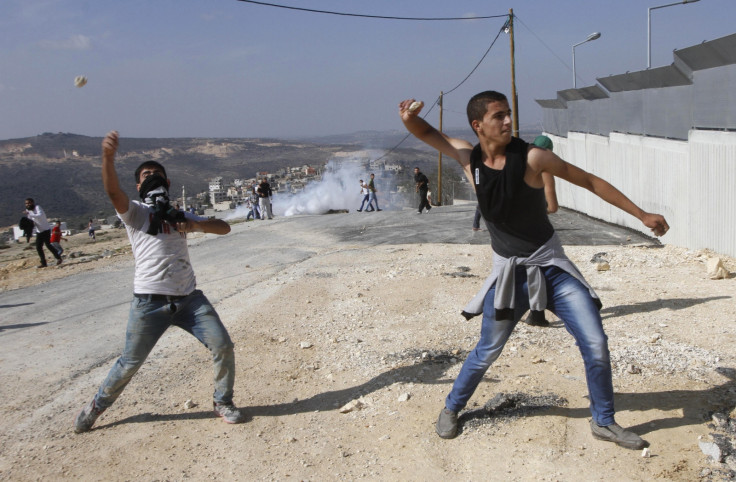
[1,209,736,481]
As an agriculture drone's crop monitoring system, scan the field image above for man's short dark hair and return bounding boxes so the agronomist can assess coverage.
[134,161,167,183]
[25,197,35,203]
[466,91,508,130]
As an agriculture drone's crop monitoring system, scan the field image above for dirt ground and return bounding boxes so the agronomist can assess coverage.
[1,217,736,481]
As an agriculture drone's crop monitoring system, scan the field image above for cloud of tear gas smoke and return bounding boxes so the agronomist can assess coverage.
[226,158,400,219]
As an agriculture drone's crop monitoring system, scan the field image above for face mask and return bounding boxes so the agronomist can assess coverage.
[138,174,185,235]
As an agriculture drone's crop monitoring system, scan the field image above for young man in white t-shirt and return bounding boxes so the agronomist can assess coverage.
[74,131,245,433]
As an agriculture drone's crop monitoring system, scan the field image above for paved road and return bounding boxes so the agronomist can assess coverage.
[0,204,657,401]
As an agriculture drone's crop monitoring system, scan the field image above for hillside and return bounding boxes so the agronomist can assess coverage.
[0,132,442,229]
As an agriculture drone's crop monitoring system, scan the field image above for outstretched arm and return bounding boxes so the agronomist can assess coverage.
[175,218,230,236]
[399,99,474,182]
[529,149,669,237]
[101,131,130,215]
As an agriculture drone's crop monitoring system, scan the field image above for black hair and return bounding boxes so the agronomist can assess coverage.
[134,161,167,183]
[25,197,35,203]
[466,91,508,130]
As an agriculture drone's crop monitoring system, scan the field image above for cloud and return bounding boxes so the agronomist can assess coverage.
[39,34,91,51]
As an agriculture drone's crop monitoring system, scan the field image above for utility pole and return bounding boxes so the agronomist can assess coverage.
[508,9,519,137]
[437,91,443,206]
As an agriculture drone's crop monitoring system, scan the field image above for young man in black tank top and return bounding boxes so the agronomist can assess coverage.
[399,92,668,449]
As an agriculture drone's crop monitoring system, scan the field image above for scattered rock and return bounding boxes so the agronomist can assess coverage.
[699,441,723,462]
[397,393,410,402]
[712,412,729,429]
[595,261,610,272]
[300,341,313,349]
[641,447,651,458]
[183,399,196,409]
[339,398,366,413]
[626,364,641,375]
[707,257,730,279]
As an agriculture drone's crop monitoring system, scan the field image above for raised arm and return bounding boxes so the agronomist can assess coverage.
[529,149,669,236]
[101,131,130,214]
[399,99,474,181]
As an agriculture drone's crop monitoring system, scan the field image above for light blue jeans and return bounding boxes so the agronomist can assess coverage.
[94,290,236,409]
[445,266,615,426]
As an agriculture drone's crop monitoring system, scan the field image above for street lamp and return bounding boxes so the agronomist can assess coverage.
[648,0,701,68]
[572,32,601,88]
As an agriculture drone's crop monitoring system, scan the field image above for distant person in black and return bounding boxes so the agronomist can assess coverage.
[19,216,35,243]
[413,167,431,214]
[257,178,273,220]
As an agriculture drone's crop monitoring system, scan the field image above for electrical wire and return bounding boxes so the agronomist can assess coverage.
[235,0,507,21]
[514,15,573,75]
[370,21,507,163]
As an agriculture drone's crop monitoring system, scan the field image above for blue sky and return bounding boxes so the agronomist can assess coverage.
[1,0,734,140]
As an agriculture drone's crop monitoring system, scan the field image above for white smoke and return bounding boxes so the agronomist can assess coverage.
[275,160,367,216]
[226,157,400,220]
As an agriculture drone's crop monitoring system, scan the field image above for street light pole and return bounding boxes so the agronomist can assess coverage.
[572,32,601,88]
[648,0,701,69]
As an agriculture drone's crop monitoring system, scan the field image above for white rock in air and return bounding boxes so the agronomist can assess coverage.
[74,75,87,88]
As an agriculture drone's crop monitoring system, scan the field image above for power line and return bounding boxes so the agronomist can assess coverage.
[370,21,507,163]
[514,15,573,75]
[235,0,507,21]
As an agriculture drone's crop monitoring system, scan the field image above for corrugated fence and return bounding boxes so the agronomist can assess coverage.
[550,130,736,257]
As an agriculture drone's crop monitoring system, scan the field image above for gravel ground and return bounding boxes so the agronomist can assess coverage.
[1,206,735,481]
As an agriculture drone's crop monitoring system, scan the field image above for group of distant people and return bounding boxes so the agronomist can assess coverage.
[356,173,382,212]
[45,86,670,456]
[245,178,274,221]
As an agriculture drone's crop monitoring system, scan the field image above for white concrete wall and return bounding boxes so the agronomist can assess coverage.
[549,130,736,257]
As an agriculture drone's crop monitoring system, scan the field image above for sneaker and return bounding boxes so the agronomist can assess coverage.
[436,408,458,439]
[74,399,105,433]
[57,258,63,266]
[357,209,362,212]
[377,209,382,211]
[37,264,47,269]
[590,420,648,449]
[214,402,246,424]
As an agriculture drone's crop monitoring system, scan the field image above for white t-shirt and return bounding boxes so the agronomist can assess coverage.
[27,205,51,232]
[119,200,203,296]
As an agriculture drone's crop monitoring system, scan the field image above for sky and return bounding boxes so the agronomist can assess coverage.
[2,0,735,141]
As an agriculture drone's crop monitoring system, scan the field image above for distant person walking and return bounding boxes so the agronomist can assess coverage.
[257,178,273,220]
[250,181,261,220]
[74,131,245,433]
[367,173,382,211]
[50,220,67,257]
[357,179,372,212]
[413,167,431,214]
[88,219,96,241]
[23,198,62,268]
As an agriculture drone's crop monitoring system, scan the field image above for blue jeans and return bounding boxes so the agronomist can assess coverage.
[94,290,236,409]
[445,266,615,426]
[358,194,370,211]
[368,192,380,210]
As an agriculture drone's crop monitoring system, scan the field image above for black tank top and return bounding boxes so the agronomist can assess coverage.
[471,139,554,258]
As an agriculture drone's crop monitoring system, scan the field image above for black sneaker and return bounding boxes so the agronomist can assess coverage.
[590,420,648,449]
[74,399,105,433]
[214,402,246,424]
[435,408,458,439]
